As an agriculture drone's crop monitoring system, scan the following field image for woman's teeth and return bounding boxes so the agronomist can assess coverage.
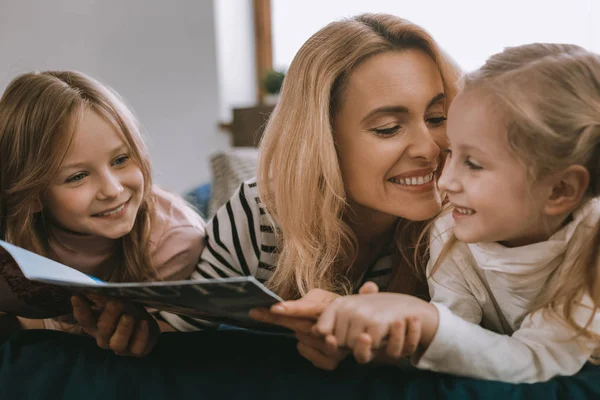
[389,172,434,186]
[96,204,125,216]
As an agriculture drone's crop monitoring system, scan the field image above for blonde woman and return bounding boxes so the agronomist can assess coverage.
[146,13,460,369]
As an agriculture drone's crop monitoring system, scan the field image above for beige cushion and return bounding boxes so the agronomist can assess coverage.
[208,148,259,217]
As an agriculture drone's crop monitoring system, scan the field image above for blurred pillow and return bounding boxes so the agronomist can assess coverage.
[184,183,211,218]
[208,148,259,218]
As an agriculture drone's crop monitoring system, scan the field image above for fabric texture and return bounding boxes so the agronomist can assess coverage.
[1,329,600,400]
[207,148,259,218]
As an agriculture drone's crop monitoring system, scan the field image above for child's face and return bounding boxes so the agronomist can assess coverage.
[45,109,144,239]
[438,91,554,247]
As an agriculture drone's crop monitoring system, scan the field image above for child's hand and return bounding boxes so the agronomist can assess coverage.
[323,317,422,364]
[71,296,159,357]
[314,293,438,362]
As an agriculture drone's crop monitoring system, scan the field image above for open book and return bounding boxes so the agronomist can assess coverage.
[0,240,284,331]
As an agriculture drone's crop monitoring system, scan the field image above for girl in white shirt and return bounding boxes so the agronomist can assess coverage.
[314,43,600,383]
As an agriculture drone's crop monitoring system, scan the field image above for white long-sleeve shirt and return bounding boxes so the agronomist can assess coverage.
[414,198,600,383]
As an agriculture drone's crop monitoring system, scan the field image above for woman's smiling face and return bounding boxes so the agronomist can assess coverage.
[334,49,448,222]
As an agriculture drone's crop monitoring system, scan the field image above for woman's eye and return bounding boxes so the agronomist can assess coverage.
[113,155,130,166]
[371,125,400,136]
[427,116,447,126]
[66,173,87,183]
[465,157,483,170]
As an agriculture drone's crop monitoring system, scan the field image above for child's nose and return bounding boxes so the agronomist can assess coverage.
[438,164,461,193]
[97,174,123,199]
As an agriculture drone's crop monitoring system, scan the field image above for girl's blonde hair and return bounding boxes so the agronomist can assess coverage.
[257,13,461,299]
[0,70,158,282]
[432,43,600,338]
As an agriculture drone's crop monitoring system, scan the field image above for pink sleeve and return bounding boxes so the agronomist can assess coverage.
[152,223,206,281]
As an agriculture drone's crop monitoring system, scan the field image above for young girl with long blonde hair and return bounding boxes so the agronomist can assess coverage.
[315,43,600,382]
[0,70,205,356]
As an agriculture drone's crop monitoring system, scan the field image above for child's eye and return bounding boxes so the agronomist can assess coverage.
[113,155,130,166]
[465,157,483,170]
[442,148,452,158]
[427,116,447,127]
[371,125,401,137]
[66,173,87,183]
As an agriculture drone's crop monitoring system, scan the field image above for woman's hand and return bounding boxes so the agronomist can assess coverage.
[315,293,438,363]
[71,295,160,357]
[249,283,380,369]
[249,288,341,333]
[296,331,350,370]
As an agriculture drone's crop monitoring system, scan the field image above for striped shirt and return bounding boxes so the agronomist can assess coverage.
[161,178,395,331]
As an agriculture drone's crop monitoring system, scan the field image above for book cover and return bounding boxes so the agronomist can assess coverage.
[0,240,283,330]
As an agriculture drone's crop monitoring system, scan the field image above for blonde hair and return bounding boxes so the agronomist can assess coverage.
[0,70,158,282]
[257,13,461,299]
[432,43,600,339]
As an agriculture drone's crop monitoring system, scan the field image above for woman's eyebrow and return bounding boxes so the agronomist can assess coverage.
[360,92,446,123]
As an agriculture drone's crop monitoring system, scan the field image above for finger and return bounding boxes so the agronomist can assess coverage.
[365,320,388,349]
[386,320,406,359]
[271,289,340,318]
[324,334,339,357]
[249,309,314,334]
[295,332,328,353]
[353,333,374,364]
[358,282,379,295]
[402,316,422,356]
[96,301,125,349]
[297,342,339,371]
[110,315,135,354]
[85,295,109,310]
[71,296,97,334]
[270,301,325,319]
[334,310,350,348]
[314,304,337,336]
[129,320,151,357]
[297,332,348,363]
[345,318,366,349]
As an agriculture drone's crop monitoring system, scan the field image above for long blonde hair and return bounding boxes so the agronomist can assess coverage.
[258,14,461,299]
[0,70,158,282]
[432,43,600,338]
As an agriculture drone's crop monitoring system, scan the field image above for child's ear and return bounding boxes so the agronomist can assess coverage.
[544,165,590,216]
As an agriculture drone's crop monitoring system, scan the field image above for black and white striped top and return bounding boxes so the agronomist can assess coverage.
[161,179,395,331]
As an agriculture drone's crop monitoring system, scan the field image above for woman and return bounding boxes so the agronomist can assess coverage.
[74,13,461,367]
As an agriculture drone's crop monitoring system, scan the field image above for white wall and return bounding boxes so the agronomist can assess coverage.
[0,0,229,193]
[213,0,257,122]
[272,0,599,72]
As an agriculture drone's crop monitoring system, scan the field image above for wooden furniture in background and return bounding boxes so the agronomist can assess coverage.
[224,104,274,147]
[253,0,272,104]
[218,1,274,144]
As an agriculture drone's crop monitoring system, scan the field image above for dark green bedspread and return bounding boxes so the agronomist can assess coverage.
[1,329,598,399]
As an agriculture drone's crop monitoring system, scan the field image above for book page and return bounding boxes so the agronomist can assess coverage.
[0,240,99,285]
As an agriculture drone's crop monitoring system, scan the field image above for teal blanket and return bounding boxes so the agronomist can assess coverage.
[1,330,598,399]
